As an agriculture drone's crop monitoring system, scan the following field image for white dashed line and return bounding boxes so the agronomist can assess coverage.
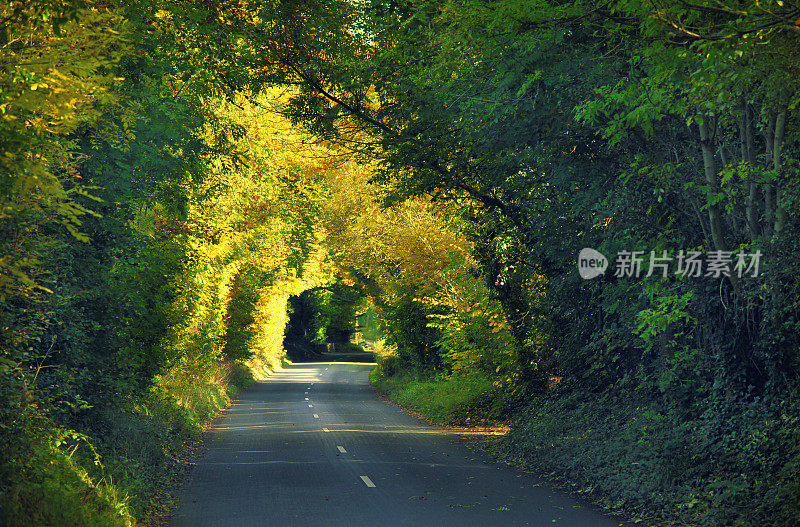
[360,476,376,488]
[337,446,347,453]
[313,414,319,419]
[322,428,330,433]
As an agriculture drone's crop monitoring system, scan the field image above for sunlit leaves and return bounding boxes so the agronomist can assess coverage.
[0,2,129,299]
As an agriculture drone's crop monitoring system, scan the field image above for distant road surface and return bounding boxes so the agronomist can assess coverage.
[171,362,628,527]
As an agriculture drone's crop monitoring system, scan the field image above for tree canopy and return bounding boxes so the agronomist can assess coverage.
[2,1,800,525]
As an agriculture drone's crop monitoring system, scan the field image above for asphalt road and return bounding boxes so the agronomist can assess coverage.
[171,362,629,527]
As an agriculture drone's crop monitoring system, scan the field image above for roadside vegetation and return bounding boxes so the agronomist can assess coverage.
[2,1,800,526]
[371,369,507,425]
[0,6,341,520]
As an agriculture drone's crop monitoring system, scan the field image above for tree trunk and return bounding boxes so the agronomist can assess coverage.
[720,146,743,234]
[740,100,760,239]
[763,113,776,238]
[774,110,787,233]
[698,117,728,252]
[746,182,759,239]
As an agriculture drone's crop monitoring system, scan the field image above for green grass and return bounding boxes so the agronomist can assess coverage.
[113,360,260,523]
[371,369,508,425]
[1,430,135,527]
[0,359,261,527]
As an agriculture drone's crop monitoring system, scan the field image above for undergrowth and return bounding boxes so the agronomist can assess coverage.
[0,356,263,527]
[496,381,800,526]
[371,355,800,526]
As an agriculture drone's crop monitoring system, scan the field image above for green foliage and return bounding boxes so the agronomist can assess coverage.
[372,371,508,425]
[635,291,695,352]
[501,387,800,527]
[309,283,362,345]
[0,372,133,526]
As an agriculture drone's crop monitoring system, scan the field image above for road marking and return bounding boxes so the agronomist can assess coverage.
[322,428,330,432]
[337,446,346,453]
[313,414,319,419]
[360,476,376,488]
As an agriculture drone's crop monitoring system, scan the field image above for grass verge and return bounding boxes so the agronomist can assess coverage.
[370,368,508,425]
[0,358,279,527]
[372,365,800,526]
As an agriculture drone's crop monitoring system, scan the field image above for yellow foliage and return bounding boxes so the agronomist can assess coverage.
[154,90,337,413]
[321,154,520,380]
[0,2,129,300]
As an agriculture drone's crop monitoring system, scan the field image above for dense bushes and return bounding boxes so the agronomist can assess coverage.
[501,383,800,526]
[0,368,134,526]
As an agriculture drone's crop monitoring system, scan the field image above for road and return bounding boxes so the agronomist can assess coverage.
[171,362,628,527]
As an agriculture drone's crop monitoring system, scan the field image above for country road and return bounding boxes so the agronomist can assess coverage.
[171,362,629,527]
